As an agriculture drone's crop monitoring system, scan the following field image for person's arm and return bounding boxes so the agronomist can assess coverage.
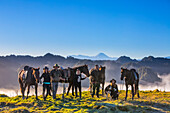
[81,74,87,80]
[59,71,65,81]
[105,85,110,93]
[49,70,53,77]
[40,73,44,80]
[40,74,44,84]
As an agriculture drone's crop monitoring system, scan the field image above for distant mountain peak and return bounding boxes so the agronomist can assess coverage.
[44,53,55,57]
[95,53,110,58]
[116,56,138,64]
[96,53,109,57]
[69,53,117,60]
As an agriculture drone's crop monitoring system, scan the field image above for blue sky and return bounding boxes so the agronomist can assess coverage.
[0,0,170,59]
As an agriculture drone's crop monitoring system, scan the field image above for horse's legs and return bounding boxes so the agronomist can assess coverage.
[66,82,72,95]
[125,85,128,101]
[26,85,30,99]
[35,84,38,100]
[72,83,75,96]
[137,87,140,98]
[134,84,137,96]
[131,84,134,100]
[137,82,140,98]
[102,82,104,96]
[20,85,25,99]
[19,79,25,99]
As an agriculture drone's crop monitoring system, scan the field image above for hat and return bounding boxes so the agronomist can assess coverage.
[95,64,99,66]
[53,64,59,68]
[43,66,49,70]
[110,79,116,83]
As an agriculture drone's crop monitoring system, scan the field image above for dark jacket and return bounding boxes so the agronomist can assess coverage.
[50,69,62,82]
[105,84,118,94]
[40,72,51,83]
[74,74,86,85]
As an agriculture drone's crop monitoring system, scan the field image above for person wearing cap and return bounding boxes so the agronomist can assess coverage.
[50,64,65,99]
[105,79,119,100]
[40,66,51,100]
[73,68,87,99]
[90,65,100,98]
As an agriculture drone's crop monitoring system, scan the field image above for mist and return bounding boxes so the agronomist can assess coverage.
[1,74,169,97]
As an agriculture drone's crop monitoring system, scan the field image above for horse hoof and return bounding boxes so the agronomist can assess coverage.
[22,97,25,100]
[26,97,28,99]
[36,98,39,100]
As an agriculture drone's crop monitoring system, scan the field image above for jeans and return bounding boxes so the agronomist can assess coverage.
[43,84,50,100]
[52,82,58,99]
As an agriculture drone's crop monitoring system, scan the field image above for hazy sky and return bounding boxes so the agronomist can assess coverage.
[0,0,170,58]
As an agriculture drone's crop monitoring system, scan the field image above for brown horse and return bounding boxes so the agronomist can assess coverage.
[18,67,40,100]
[99,66,106,95]
[120,68,140,100]
[89,65,106,96]
[58,65,89,96]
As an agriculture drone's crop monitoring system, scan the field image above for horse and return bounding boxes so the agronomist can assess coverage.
[99,66,106,95]
[89,65,106,96]
[18,67,40,100]
[58,64,89,96]
[120,68,140,100]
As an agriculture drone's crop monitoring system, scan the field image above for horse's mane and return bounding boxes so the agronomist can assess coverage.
[72,64,87,69]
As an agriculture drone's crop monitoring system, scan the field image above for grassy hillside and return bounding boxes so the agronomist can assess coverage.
[0,90,169,113]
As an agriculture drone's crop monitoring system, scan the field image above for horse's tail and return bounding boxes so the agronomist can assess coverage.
[134,79,139,95]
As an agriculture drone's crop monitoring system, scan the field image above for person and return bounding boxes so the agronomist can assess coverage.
[22,66,29,83]
[90,65,100,98]
[73,69,87,99]
[40,66,51,100]
[50,64,65,99]
[105,79,119,100]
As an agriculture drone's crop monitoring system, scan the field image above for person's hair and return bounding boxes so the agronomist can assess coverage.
[43,69,49,73]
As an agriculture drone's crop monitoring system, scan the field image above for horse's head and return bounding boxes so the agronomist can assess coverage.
[99,65,106,72]
[79,64,89,77]
[120,67,128,80]
[33,67,40,83]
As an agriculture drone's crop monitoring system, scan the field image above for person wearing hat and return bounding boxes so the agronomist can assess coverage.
[40,66,51,100]
[105,79,119,100]
[90,64,100,98]
[73,68,87,99]
[50,64,65,99]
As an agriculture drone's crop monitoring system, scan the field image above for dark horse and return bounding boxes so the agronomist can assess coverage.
[99,66,106,95]
[59,65,89,96]
[89,65,106,96]
[120,68,140,100]
[18,67,40,100]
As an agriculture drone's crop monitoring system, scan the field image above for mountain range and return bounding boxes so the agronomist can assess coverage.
[0,53,170,89]
[70,53,170,61]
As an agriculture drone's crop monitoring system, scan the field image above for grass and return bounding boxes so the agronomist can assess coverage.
[0,89,170,113]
